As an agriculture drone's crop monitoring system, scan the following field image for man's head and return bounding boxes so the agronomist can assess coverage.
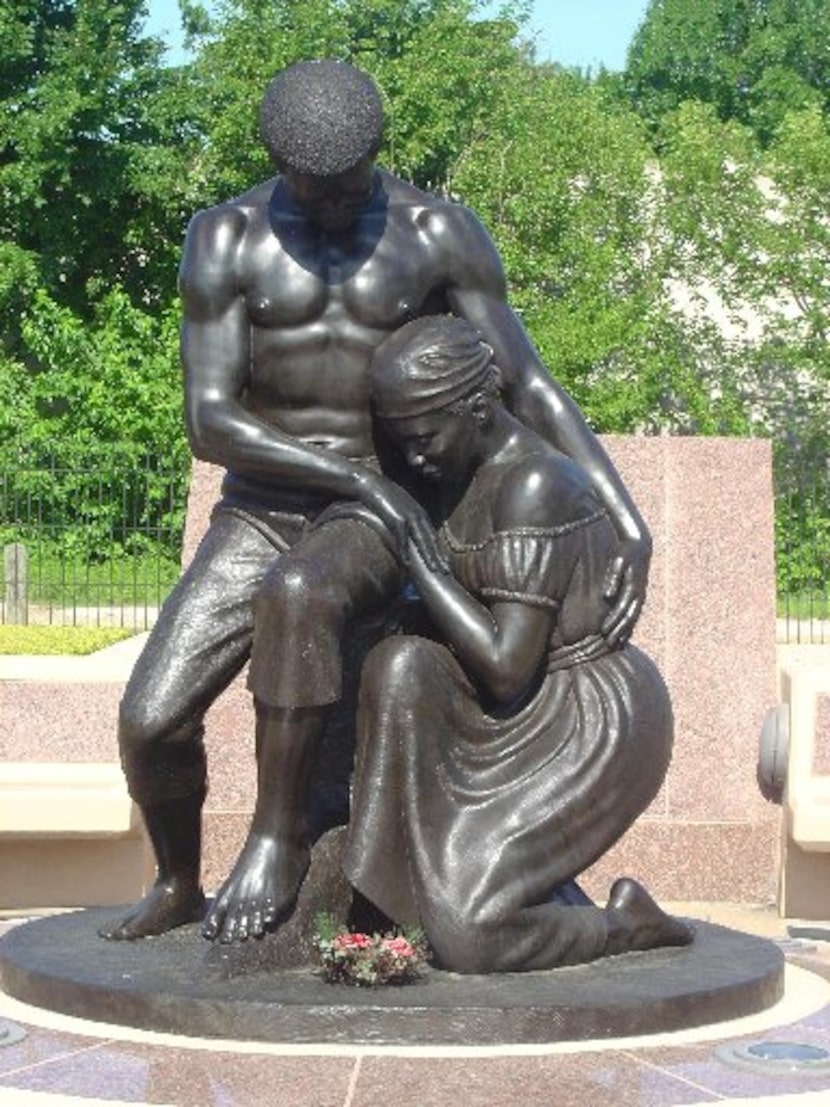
[260,59,384,177]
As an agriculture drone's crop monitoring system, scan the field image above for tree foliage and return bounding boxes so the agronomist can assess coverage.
[0,0,827,595]
[0,1,198,548]
[453,67,753,433]
[0,0,203,324]
[0,286,188,554]
[624,0,830,146]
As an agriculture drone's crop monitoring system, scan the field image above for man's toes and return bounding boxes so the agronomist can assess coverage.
[202,902,224,940]
[99,921,126,940]
[236,912,251,942]
[219,909,241,944]
[249,906,266,937]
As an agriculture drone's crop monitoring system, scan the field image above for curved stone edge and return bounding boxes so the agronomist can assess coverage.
[0,910,785,1046]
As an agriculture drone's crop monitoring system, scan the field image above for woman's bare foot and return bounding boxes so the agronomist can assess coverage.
[201,833,310,944]
[98,878,206,940]
[605,877,695,956]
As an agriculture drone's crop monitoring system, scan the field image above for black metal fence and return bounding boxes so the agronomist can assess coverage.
[0,448,827,641]
[774,447,830,645]
[0,452,189,629]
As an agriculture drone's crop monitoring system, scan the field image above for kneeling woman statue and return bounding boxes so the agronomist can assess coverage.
[343,315,693,973]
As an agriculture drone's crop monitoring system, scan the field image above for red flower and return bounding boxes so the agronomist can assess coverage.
[382,936,415,957]
[334,932,372,950]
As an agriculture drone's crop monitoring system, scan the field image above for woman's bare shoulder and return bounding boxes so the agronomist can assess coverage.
[494,450,601,531]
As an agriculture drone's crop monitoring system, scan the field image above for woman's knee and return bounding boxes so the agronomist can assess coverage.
[364,635,444,686]
[429,912,506,974]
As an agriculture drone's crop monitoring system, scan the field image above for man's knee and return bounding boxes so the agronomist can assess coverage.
[255,557,347,626]
[119,685,178,758]
[118,686,206,802]
[119,685,152,751]
[118,659,205,756]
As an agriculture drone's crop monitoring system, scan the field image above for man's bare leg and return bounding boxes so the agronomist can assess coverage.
[99,792,206,939]
[604,877,695,955]
[202,704,322,943]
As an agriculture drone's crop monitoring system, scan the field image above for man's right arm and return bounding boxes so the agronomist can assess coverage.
[179,204,441,564]
[181,204,365,497]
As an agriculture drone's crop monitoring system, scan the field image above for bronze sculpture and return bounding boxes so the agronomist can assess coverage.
[101,59,654,946]
[344,316,692,971]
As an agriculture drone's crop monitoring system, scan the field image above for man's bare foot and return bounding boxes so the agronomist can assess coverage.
[605,877,695,956]
[201,833,309,943]
[98,878,206,940]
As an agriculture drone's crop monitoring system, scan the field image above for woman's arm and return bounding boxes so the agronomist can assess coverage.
[406,542,554,706]
[404,454,594,703]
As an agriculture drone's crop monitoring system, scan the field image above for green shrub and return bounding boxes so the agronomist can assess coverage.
[0,626,135,655]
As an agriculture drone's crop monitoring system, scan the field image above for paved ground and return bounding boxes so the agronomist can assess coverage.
[2,905,830,1107]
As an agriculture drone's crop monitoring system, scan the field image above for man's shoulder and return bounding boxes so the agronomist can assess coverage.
[381,171,482,234]
[187,179,276,238]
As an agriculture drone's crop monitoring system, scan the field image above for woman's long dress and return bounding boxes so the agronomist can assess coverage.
[343,505,673,973]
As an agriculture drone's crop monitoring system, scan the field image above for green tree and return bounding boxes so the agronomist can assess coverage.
[0,2,203,552]
[452,66,751,433]
[624,0,830,146]
[0,0,203,327]
[0,286,188,555]
[656,98,829,439]
[653,95,829,596]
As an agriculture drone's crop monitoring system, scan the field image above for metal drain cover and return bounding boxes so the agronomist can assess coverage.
[717,1040,830,1074]
[0,1019,27,1048]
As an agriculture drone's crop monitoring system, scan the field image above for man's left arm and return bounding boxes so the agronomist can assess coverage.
[441,208,650,644]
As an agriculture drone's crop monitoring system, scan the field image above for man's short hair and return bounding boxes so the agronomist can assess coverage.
[260,59,384,176]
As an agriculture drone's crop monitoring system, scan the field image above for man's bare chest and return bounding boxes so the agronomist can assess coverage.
[241,223,446,333]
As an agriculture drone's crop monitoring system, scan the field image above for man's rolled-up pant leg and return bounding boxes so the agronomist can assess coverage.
[247,517,401,708]
[119,513,283,805]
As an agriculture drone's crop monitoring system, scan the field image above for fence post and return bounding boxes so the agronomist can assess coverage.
[4,543,28,625]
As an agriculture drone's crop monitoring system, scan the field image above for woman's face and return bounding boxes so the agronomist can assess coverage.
[388,404,480,483]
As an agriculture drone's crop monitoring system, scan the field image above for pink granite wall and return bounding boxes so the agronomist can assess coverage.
[583,437,779,902]
[182,439,781,901]
[0,683,126,764]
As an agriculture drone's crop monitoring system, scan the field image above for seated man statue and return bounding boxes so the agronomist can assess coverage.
[101,59,652,944]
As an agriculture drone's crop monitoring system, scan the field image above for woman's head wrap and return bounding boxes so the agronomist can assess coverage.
[372,316,496,420]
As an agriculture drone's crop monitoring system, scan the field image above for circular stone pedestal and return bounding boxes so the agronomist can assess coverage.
[0,910,784,1046]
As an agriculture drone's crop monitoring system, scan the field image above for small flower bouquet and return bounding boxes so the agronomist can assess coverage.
[314,913,428,987]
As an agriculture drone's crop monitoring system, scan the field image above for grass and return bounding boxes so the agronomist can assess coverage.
[17,550,181,607]
[0,625,136,655]
[777,592,830,621]
[1,535,181,604]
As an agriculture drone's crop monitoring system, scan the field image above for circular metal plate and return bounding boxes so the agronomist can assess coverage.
[0,910,785,1046]
[716,1039,830,1075]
